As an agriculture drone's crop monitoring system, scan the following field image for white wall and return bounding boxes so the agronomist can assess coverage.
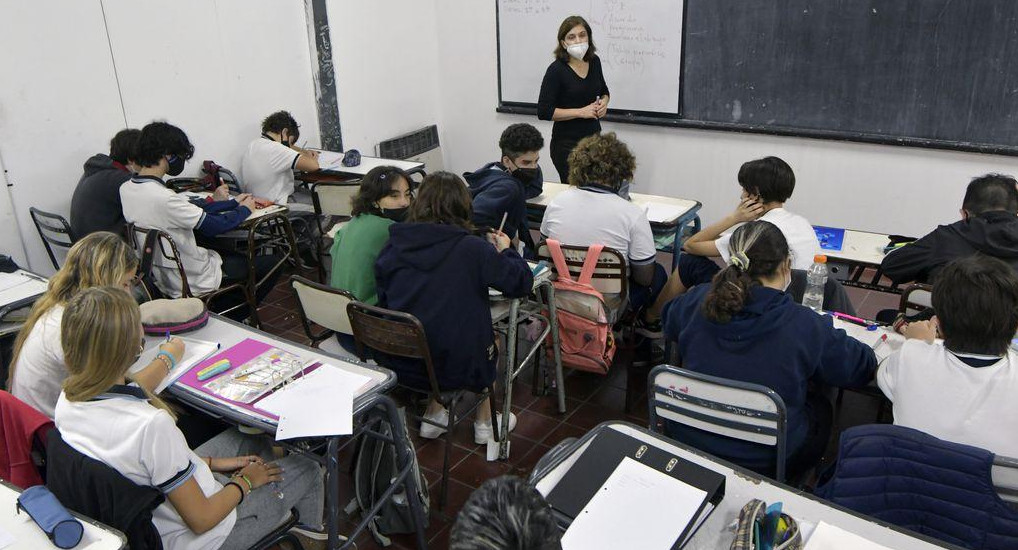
[433,0,1018,237]
[0,0,320,274]
[328,0,442,154]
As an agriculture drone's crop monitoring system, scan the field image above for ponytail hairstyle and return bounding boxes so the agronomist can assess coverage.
[61,287,176,419]
[701,221,790,323]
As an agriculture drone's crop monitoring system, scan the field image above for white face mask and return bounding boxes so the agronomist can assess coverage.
[565,42,589,60]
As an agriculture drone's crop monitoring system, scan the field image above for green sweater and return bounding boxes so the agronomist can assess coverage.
[329,214,394,304]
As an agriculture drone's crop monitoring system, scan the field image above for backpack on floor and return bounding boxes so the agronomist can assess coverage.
[347,406,429,546]
[544,239,617,374]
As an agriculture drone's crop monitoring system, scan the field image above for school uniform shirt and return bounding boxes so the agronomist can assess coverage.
[240,138,301,205]
[375,223,534,391]
[329,213,394,305]
[716,208,820,270]
[54,385,234,550]
[877,340,1018,457]
[9,306,65,418]
[120,176,224,297]
[662,284,876,470]
[540,186,657,267]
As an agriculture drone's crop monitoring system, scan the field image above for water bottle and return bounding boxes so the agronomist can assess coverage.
[802,254,828,311]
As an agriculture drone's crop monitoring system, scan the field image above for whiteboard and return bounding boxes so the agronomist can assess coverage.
[497,0,684,115]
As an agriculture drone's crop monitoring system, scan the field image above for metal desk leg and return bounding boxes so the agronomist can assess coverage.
[324,436,341,550]
[499,298,520,460]
[545,284,566,414]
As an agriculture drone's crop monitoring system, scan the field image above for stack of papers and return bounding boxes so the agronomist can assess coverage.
[131,337,221,394]
[642,203,686,224]
[804,522,895,550]
[256,365,373,440]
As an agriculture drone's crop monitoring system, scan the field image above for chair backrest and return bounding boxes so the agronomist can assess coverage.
[130,224,193,298]
[993,455,1018,509]
[312,183,359,218]
[899,283,933,318]
[648,364,788,481]
[346,302,441,395]
[535,241,628,297]
[29,207,76,270]
[290,275,356,339]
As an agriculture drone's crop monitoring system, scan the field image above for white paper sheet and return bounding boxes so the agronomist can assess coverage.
[805,521,895,550]
[0,272,47,309]
[0,525,14,550]
[130,337,221,394]
[257,365,370,440]
[642,202,686,224]
[562,456,707,550]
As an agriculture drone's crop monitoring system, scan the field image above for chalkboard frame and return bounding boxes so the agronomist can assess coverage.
[494,0,1018,157]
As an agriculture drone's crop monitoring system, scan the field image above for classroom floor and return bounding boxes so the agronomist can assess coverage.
[258,265,901,550]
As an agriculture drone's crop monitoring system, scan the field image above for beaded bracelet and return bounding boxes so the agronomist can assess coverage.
[155,350,177,372]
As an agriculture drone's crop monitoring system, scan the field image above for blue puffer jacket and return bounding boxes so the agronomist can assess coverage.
[816,424,1018,550]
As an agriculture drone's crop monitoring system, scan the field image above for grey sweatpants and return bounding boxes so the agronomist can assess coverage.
[194,429,324,550]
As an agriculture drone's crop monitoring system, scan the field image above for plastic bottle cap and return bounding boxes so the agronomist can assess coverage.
[813,254,828,263]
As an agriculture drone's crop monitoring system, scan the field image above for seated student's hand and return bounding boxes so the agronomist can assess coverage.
[899,317,938,343]
[212,182,232,202]
[236,460,282,490]
[732,197,765,223]
[489,230,511,252]
[235,193,252,203]
[158,338,185,364]
[239,196,258,212]
[209,455,264,473]
[304,149,320,159]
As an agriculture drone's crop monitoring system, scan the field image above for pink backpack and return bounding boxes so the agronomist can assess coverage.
[544,239,616,374]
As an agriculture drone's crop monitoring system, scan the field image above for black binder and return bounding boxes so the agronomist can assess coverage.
[546,428,726,549]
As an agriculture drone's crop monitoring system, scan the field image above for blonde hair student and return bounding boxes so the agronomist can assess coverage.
[54,287,326,550]
[9,231,185,418]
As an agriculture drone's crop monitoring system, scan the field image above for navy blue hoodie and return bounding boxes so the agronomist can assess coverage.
[70,154,132,238]
[375,223,533,391]
[662,284,876,471]
[464,162,543,246]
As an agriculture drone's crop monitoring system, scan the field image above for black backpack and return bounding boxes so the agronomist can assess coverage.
[346,407,430,546]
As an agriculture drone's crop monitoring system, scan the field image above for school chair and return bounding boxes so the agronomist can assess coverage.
[816,424,1018,550]
[993,454,1018,511]
[289,275,357,357]
[648,364,790,482]
[129,224,257,325]
[28,207,77,270]
[310,181,359,279]
[898,283,934,318]
[347,301,500,511]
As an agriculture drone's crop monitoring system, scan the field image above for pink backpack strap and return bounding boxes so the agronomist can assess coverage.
[546,239,574,282]
[577,244,604,286]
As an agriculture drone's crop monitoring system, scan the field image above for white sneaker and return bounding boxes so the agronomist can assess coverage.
[474,412,517,444]
[419,407,449,439]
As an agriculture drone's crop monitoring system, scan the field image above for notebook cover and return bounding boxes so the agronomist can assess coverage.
[813,226,846,251]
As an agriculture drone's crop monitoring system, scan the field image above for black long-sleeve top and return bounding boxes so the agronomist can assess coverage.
[537,56,610,140]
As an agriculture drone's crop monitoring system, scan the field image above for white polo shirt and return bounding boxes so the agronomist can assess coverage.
[877,340,1018,458]
[240,138,301,204]
[54,385,235,550]
[540,186,657,265]
[716,207,820,270]
[120,176,223,297]
[10,306,65,418]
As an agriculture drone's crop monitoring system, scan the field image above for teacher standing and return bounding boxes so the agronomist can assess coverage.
[537,15,610,183]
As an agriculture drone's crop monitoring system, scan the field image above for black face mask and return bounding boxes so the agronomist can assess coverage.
[379,206,409,222]
[511,167,540,183]
[166,155,186,176]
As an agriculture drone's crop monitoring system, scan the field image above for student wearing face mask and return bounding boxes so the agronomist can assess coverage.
[464,123,545,254]
[661,221,876,480]
[537,15,610,183]
[330,166,412,305]
[120,122,280,311]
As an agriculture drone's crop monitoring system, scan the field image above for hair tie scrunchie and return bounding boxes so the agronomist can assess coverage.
[729,251,751,272]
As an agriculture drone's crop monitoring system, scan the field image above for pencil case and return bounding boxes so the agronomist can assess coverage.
[140,298,210,335]
[16,485,84,549]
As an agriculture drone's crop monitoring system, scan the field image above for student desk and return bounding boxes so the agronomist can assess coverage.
[298,151,427,185]
[159,314,426,550]
[0,480,126,550]
[490,275,564,460]
[526,182,702,270]
[531,422,959,550]
[0,270,48,333]
[818,227,901,294]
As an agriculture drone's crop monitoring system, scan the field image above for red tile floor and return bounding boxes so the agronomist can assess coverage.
[260,266,899,549]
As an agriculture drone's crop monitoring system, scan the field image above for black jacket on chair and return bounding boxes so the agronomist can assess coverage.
[46,430,165,550]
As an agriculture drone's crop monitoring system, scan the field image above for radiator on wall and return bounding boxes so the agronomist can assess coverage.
[376,125,444,173]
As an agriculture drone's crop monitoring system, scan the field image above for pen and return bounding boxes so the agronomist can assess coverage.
[872,333,888,351]
[828,311,872,327]
[165,330,171,343]
[497,212,508,234]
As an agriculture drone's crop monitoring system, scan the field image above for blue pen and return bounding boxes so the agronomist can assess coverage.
[165,330,171,343]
